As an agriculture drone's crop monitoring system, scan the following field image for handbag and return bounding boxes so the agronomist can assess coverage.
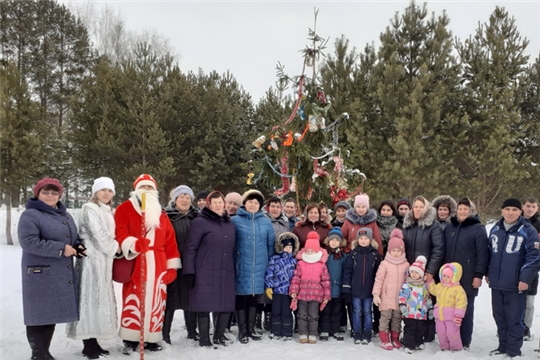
[112,256,135,283]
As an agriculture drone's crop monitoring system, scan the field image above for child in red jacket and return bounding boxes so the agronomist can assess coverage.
[290,231,331,344]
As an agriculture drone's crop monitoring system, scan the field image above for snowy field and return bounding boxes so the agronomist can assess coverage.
[2,208,540,360]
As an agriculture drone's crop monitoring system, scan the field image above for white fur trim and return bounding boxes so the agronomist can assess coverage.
[121,236,138,260]
[167,258,181,269]
[135,179,156,190]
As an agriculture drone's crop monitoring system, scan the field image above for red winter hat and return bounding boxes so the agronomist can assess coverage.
[304,231,321,252]
[33,178,64,198]
[387,228,405,252]
[133,174,157,190]
[409,255,427,277]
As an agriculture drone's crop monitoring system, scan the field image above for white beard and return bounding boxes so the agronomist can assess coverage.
[131,189,162,229]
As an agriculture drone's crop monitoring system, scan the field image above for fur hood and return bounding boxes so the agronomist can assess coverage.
[350,237,379,251]
[275,231,300,255]
[345,208,378,225]
[403,196,437,229]
[431,195,457,223]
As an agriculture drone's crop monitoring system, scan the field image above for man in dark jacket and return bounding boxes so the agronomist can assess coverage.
[488,198,540,358]
[522,197,540,341]
[283,198,299,231]
[444,198,488,349]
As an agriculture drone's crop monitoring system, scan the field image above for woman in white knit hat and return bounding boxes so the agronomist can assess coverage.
[66,177,121,359]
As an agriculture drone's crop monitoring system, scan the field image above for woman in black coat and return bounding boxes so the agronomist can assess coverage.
[163,185,199,344]
[183,191,236,348]
[444,198,488,349]
[402,195,444,344]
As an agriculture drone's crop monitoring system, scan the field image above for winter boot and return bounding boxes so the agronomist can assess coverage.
[213,313,233,346]
[379,332,393,350]
[185,310,199,341]
[299,335,308,344]
[162,308,174,344]
[27,326,47,360]
[248,307,262,340]
[308,335,317,344]
[254,311,263,334]
[43,325,56,360]
[236,310,249,344]
[144,342,162,351]
[524,327,532,341]
[319,332,329,341]
[198,314,214,348]
[122,340,138,355]
[82,339,100,360]
[263,311,272,332]
[391,331,402,349]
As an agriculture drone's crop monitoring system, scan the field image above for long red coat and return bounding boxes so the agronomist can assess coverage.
[115,197,180,343]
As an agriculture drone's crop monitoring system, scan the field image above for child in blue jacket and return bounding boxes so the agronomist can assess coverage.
[264,232,300,340]
[319,227,348,341]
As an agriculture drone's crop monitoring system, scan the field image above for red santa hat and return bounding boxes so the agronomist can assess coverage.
[409,255,427,277]
[305,231,321,252]
[133,174,157,190]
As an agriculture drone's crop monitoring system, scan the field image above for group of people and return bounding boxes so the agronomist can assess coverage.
[17,173,540,360]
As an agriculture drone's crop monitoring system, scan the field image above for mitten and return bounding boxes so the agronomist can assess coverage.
[341,292,351,305]
[320,300,328,311]
[265,288,273,300]
[399,304,408,317]
[373,294,381,306]
[453,316,463,326]
[184,274,195,289]
[134,238,150,254]
[290,298,298,311]
[163,269,177,285]
[74,243,87,258]
[428,308,434,320]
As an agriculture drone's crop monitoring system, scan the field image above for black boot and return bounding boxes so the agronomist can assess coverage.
[43,325,56,360]
[213,312,233,346]
[263,311,272,332]
[95,340,110,356]
[27,326,47,360]
[185,310,199,341]
[122,340,138,355]
[236,310,249,344]
[197,313,214,347]
[162,307,175,344]
[248,307,262,340]
[254,311,263,333]
[82,339,100,360]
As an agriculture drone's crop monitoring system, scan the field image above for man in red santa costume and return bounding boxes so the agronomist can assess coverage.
[115,174,180,354]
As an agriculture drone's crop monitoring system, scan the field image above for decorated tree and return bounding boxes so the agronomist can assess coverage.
[249,9,364,207]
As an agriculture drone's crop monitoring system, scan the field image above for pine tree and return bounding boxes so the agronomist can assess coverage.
[456,6,531,212]
[0,61,46,244]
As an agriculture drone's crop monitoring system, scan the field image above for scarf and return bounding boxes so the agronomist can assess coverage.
[302,251,323,263]
[327,247,345,260]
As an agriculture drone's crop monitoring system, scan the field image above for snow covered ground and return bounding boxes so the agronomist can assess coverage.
[2,208,539,359]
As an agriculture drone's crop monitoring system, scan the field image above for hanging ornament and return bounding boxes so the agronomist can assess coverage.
[252,135,266,150]
[246,172,255,185]
[308,115,318,132]
[290,176,297,192]
[274,154,290,197]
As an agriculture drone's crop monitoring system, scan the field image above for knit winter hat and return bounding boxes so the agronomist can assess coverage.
[327,227,343,241]
[171,185,194,201]
[205,191,225,207]
[334,200,351,212]
[242,189,265,209]
[33,177,64,198]
[281,237,295,249]
[196,191,210,201]
[92,177,115,196]
[133,174,157,190]
[354,194,370,208]
[397,197,411,208]
[304,231,321,252]
[387,228,405,252]
[502,198,522,210]
[409,255,427,277]
[356,227,373,241]
[225,192,242,206]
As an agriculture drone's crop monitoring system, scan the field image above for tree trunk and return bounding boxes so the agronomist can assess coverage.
[5,192,13,245]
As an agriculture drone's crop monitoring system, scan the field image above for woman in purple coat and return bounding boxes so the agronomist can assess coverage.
[18,178,84,360]
[183,191,236,348]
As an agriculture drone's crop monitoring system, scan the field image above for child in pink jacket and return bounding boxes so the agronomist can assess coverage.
[290,231,331,344]
[372,229,410,350]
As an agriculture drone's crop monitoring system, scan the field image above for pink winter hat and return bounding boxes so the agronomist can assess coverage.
[304,231,321,252]
[409,255,427,277]
[354,194,370,208]
[387,228,405,252]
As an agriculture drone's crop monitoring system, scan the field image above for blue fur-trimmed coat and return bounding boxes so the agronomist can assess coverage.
[265,252,297,295]
[232,207,275,295]
[18,198,80,326]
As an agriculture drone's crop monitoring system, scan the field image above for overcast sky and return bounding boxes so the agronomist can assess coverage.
[80,1,539,102]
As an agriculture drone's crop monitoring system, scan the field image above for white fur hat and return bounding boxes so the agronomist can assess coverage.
[92,177,115,196]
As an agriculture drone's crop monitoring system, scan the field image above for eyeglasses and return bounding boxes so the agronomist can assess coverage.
[41,190,60,196]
